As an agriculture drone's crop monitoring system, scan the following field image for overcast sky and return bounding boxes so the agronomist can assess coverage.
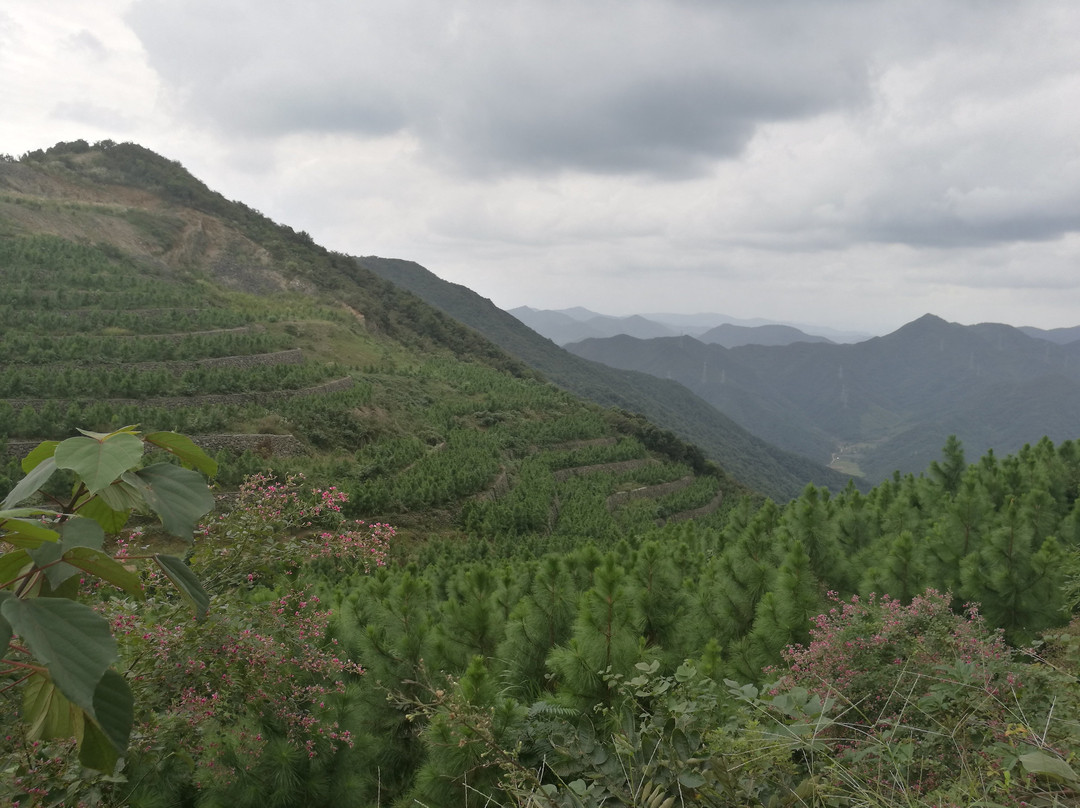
[4,0,1080,334]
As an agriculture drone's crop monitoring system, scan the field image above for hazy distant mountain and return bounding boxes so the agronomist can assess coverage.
[511,306,870,346]
[699,323,834,348]
[509,307,678,344]
[567,313,1080,482]
[1018,325,1080,345]
[367,261,855,500]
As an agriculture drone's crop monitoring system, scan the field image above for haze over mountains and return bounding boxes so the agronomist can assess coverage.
[565,314,1080,482]
[509,306,869,347]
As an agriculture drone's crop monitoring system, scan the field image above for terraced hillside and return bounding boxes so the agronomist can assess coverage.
[0,143,749,538]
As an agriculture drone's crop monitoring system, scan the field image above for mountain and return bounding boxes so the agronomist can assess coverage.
[0,140,855,516]
[511,305,870,345]
[698,323,834,348]
[509,307,679,343]
[567,313,1080,481]
[358,257,855,500]
[1018,324,1080,345]
[1,140,768,535]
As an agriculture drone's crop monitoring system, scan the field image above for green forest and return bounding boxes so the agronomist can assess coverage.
[3,142,1080,807]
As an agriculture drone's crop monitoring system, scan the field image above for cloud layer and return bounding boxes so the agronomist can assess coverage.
[4,0,1080,332]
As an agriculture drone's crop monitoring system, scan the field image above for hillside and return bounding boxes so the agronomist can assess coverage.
[356,255,855,500]
[0,140,752,536]
[567,313,1080,481]
[6,142,1080,808]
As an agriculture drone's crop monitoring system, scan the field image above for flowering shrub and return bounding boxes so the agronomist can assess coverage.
[776,590,1012,724]
[744,590,1078,805]
[102,587,365,803]
[192,473,391,589]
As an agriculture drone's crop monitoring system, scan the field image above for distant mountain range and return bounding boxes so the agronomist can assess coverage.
[508,306,868,347]
[566,314,1080,482]
[359,258,855,500]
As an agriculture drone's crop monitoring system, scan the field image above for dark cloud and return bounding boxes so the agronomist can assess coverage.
[126,0,876,177]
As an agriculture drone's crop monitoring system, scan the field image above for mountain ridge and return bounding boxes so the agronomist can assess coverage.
[567,312,1080,481]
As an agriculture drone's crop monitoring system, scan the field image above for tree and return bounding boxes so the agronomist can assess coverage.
[548,553,652,710]
[0,426,215,769]
[928,434,967,495]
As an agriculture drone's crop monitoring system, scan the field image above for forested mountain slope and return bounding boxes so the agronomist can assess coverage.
[0,141,747,532]
[568,313,1080,481]
[357,255,855,500]
[5,141,1080,808]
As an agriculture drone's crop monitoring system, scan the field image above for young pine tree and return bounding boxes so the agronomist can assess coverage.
[745,539,822,674]
[547,553,653,710]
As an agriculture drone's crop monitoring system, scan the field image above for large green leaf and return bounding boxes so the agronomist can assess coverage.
[0,597,118,711]
[94,478,145,514]
[130,463,214,539]
[1020,751,1080,784]
[55,433,145,495]
[29,517,106,590]
[0,551,33,590]
[2,456,58,509]
[89,668,133,755]
[0,516,60,549]
[23,672,83,742]
[79,712,119,772]
[0,591,11,654]
[154,554,210,620]
[78,495,131,534]
[145,431,219,476]
[63,547,144,599]
[22,440,59,473]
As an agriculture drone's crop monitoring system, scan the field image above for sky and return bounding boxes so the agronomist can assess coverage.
[3,1,1080,335]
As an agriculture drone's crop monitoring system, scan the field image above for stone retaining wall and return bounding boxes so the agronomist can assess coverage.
[551,458,653,482]
[606,475,694,509]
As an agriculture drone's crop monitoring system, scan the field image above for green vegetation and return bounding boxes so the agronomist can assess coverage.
[3,141,1080,806]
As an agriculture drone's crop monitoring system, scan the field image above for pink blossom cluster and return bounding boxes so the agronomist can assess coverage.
[309,520,393,573]
[105,588,363,788]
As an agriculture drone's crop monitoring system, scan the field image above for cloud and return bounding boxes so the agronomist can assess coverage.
[126,0,880,178]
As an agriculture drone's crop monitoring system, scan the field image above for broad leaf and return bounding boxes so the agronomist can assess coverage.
[131,463,214,539]
[60,516,106,551]
[23,672,83,742]
[89,667,133,756]
[145,431,219,476]
[22,440,59,473]
[0,591,11,653]
[30,518,106,590]
[0,551,32,590]
[79,712,120,772]
[63,547,144,599]
[2,456,58,509]
[0,597,118,711]
[78,495,131,534]
[95,477,146,514]
[1020,751,1080,784]
[55,434,145,495]
[154,554,210,620]
[0,516,60,549]
[76,424,140,441]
